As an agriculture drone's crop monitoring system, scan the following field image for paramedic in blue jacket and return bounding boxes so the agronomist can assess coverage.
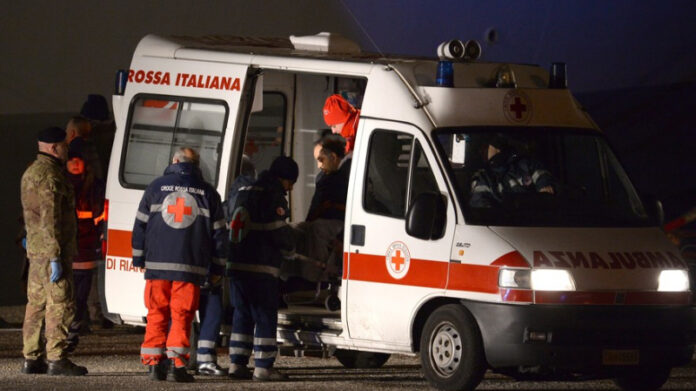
[131,147,227,383]
[227,156,298,382]
[195,155,257,377]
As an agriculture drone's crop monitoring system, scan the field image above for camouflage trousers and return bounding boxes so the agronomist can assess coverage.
[22,259,75,361]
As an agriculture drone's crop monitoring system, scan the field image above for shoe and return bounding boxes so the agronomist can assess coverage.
[252,367,288,381]
[228,363,253,380]
[147,362,167,381]
[47,358,88,376]
[21,358,47,374]
[196,362,227,376]
[166,360,194,383]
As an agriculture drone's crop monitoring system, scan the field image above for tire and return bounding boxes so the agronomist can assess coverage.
[334,349,391,369]
[420,304,486,391]
[613,367,671,391]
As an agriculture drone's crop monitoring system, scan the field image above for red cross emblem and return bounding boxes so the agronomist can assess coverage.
[229,207,250,243]
[503,90,532,124]
[391,250,405,271]
[509,97,527,119]
[386,242,410,279]
[161,191,198,229]
[167,197,192,223]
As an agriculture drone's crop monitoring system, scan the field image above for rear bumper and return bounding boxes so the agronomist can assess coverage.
[463,300,696,372]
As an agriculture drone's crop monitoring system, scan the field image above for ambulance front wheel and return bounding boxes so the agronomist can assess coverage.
[334,349,390,369]
[420,304,487,391]
[613,366,671,391]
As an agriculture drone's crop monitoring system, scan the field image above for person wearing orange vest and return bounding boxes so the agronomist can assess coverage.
[322,94,360,154]
[64,138,105,352]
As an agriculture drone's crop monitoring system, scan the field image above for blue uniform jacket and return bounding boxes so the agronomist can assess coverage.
[227,170,294,280]
[131,162,227,285]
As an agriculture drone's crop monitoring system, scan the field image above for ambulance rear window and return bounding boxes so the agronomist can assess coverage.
[120,95,228,188]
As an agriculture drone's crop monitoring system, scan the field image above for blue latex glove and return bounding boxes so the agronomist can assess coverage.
[50,261,62,283]
[21,237,26,249]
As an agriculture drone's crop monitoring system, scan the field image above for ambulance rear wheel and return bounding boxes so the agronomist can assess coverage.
[613,366,671,391]
[420,304,486,391]
[334,349,390,369]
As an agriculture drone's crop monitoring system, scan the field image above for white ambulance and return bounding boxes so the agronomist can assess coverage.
[102,33,695,390]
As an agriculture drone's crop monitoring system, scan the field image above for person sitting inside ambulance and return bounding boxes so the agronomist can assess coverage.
[323,94,360,155]
[282,136,350,287]
[469,135,555,208]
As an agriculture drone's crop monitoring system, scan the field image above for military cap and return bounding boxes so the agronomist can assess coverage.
[37,127,66,143]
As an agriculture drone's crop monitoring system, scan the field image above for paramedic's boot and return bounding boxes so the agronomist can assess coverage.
[166,360,194,382]
[197,361,227,376]
[21,358,47,374]
[228,363,252,379]
[147,361,167,381]
[253,367,288,382]
[47,358,88,376]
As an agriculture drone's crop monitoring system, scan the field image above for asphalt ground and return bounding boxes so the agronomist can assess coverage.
[1,305,695,391]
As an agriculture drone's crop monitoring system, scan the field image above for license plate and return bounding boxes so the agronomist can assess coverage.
[602,349,639,365]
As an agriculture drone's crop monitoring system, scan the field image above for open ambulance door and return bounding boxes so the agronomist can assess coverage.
[103,59,250,326]
[343,119,456,348]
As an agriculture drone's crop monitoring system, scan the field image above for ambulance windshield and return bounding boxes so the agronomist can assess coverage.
[434,127,652,227]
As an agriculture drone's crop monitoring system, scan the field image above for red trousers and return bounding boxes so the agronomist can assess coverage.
[140,280,200,367]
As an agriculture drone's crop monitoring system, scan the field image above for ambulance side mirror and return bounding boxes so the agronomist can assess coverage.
[641,193,664,226]
[406,192,446,240]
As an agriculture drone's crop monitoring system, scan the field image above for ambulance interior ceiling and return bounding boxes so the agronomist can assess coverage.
[1,1,696,305]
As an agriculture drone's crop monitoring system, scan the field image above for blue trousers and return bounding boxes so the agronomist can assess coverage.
[197,284,223,364]
[228,277,278,368]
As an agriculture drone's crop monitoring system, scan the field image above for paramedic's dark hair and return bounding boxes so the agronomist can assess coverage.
[320,135,346,159]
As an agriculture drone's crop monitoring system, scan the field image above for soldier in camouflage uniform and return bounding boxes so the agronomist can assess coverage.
[20,126,87,376]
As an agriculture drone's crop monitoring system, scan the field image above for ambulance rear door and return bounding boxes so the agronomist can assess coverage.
[105,58,249,325]
[344,119,456,349]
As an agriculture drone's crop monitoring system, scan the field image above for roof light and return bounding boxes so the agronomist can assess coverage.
[115,69,128,95]
[289,32,360,54]
[549,62,568,89]
[436,60,454,87]
[495,64,517,88]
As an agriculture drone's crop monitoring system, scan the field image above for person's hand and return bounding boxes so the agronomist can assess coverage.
[50,261,63,283]
[210,274,223,287]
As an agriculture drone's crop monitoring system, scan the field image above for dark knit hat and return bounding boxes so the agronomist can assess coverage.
[80,94,109,121]
[68,138,85,159]
[269,156,299,182]
[37,127,66,143]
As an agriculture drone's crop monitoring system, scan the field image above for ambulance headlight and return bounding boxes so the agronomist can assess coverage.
[658,270,690,292]
[531,269,576,291]
[498,268,531,289]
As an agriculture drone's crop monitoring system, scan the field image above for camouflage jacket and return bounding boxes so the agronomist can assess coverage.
[21,153,77,264]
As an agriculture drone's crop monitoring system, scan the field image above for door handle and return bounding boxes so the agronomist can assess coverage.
[351,225,365,246]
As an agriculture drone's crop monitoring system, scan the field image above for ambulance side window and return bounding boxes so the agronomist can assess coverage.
[408,140,439,206]
[363,130,413,218]
[243,92,286,173]
[121,96,227,188]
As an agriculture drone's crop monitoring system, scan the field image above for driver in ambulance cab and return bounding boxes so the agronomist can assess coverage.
[469,135,555,208]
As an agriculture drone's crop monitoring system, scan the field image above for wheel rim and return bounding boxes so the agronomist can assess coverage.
[428,320,463,377]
